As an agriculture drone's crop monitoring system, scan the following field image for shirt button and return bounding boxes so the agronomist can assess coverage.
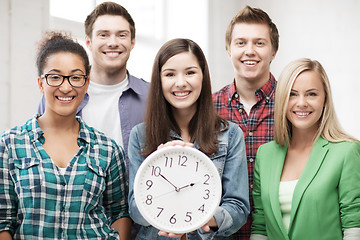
[250,184,253,189]
[248,131,253,136]
[238,108,243,113]
[234,93,239,98]
[249,158,254,163]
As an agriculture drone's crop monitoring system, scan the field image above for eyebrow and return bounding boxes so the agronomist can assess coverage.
[161,66,200,73]
[234,37,268,41]
[46,69,85,74]
[291,88,320,93]
[96,29,130,34]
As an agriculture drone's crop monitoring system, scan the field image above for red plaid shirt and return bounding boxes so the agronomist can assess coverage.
[213,74,276,240]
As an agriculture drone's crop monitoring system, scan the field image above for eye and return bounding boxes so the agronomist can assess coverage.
[48,74,61,80]
[236,41,245,46]
[256,41,264,46]
[289,92,297,97]
[70,75,82,81]
[307,92,317,97]
[98,33,108,38]
[165,72,174,77]
[186,71,195,75]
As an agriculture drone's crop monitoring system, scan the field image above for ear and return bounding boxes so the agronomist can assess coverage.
[85,35,92,50]
[226,49,231,58]
[130,38,136,51]
[38,77,45,94]
[83,75,90,92]
[271,49,277,61]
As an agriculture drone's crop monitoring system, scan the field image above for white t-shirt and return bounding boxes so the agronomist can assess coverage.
[82,76,129,148]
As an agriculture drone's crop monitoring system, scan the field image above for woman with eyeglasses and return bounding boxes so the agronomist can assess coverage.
[0,31,131,239]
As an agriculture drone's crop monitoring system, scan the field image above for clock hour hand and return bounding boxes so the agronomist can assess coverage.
[159,173,179,192]
[178,183,195,191]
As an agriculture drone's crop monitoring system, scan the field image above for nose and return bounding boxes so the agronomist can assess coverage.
[297,95,308,107]
[107,34,119,48]
[59,77,73,92]
[174,74,186,88]
[245,43,255,55]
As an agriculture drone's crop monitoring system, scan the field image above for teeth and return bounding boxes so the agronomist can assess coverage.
[296,112,310,116]
[106,52,120,56]
[174,92,190,97]
[58,97,73,101]
[243,61,257,65]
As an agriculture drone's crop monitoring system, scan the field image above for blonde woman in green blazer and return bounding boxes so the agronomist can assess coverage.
[250,58,360,240]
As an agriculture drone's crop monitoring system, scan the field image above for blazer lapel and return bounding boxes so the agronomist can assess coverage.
[268,144,290,239]
[288,137,329,230]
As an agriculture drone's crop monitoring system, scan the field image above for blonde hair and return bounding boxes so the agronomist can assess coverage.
[274,58,357,146]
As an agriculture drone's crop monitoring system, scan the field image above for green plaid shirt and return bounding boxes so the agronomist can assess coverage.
[0,116,129,239]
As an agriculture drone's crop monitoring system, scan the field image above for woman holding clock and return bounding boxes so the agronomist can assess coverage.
[128,38,250,239]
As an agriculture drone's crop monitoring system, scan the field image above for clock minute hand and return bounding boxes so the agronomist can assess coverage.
[159,173,179,192]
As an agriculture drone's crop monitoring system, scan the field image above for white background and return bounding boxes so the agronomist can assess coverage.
[0,0,359,139]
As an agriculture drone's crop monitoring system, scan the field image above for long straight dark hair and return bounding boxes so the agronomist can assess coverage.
[141,38,227,157]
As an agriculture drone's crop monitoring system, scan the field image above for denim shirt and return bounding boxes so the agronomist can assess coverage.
[128,121,250,240]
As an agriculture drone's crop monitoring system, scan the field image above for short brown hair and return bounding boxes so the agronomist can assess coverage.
[225,5,279,53]
[84,1,135,40]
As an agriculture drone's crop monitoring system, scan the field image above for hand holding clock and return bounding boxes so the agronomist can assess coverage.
[134,141,222,235]
[158,218,216,238]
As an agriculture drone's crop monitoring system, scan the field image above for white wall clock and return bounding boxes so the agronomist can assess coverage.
[134,145,222,233]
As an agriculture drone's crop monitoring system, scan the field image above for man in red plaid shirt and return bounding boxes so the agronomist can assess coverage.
[213,6,279,240]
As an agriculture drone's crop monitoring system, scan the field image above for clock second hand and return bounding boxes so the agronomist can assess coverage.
[159,173,180,192]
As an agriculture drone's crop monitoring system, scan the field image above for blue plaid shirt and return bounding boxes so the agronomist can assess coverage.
[0,116,129,239]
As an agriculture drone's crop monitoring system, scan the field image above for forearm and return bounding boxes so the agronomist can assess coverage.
[111,217,132,240]
[0,231,12,240]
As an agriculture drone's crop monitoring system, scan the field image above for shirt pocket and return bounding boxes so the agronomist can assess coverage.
[12,157,43,199]
[209,145,227,176]
[83,161,106,210]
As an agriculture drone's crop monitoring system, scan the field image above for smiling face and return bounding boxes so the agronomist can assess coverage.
[228,23,276,87]
[286,70,326,135]
[86,15,135,75]
[161,52,203,117]
[38,52,89,118]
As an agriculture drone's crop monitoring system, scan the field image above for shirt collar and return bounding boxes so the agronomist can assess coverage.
[228,73,276,104]
[126,70,147,96]
[25,115,44,143]
[26,115,89,146]
[255,73,276,103]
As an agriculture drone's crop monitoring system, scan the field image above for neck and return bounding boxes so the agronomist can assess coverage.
[290,127,318,149]
[90,64,127,85]
[234,74,269,104]
[172,108,195,143]
[38,112,79,134]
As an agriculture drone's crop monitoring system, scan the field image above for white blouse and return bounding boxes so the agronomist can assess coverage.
[279,179,298,232]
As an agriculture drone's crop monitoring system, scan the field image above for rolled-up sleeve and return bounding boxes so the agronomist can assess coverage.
[127,125,151,226]
[0,137,18,235]
[199,123,250,238]
[103,142,129,224]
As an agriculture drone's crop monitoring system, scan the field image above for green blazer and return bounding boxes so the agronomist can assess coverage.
[252,137,360,240]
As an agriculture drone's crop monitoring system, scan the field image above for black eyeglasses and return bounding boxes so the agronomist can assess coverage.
[41,74,88,87]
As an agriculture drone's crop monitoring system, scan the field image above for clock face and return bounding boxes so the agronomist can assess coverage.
[134,146,222,233]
